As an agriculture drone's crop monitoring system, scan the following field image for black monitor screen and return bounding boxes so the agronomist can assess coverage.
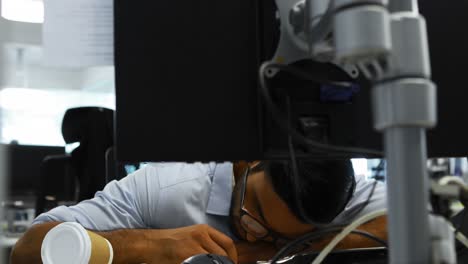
[4,144,65,197]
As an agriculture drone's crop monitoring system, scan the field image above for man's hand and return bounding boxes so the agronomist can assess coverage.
[12,223,237,264]
[143,224,238,264]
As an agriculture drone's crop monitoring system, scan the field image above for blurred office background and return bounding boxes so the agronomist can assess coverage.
[0,1,116,262]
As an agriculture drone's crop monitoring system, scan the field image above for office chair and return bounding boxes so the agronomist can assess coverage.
[36,107,115,216]
[105,146,129,183]
[35,154,76,215]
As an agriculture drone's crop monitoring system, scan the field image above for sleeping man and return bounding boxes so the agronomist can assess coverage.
[11,160,387,264]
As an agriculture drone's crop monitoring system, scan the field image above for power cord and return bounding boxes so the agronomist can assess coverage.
[271,61,386,263]
[310,209,387,264]
[285,93,379,226]
[286,94,318,226]
[456,209,467,250]
[371,159,386,181]
[280,96,385,264]
[270,227,387,263]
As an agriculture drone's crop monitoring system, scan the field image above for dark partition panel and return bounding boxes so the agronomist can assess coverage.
[115,0,468,162]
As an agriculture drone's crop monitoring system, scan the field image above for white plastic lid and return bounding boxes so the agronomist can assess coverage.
[41,222,91,264]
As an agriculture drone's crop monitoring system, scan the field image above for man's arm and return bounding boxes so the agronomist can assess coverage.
[11,165,238,264]
[11,222,61,264]
[11,222,238,264]
[10,222,148,264]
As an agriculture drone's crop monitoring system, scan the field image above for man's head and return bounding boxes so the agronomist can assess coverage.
[230,159,355,244]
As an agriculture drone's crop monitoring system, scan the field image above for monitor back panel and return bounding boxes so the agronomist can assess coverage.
[115,0,468,162]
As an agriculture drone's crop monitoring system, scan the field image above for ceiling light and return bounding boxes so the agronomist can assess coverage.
[1,0,44,23]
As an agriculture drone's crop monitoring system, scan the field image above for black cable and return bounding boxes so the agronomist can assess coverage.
[270,227,387,263]
[285,89,379,223]
[348,229,388,248]
[286,95,318,227]
[284,96,383,263]
[456,209,468,254]
[276,64,384,263]
[347,180,378,223]
[271,227,343,263]
[258,61,383,157]
[455,209,466,237]
[372,159,386,180]
[269,175,381,262]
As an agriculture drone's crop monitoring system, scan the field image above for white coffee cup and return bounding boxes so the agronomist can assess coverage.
[41,222,113,264]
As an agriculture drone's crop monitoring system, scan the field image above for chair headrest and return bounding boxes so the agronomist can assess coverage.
[61,107,114,144]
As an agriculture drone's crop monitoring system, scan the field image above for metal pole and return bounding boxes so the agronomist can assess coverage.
[383,1,434,263]
[0,107,4,264]
[0,24,5,260]
[384,128,431,263]
[322,1,436,261]
[389,0,419,13]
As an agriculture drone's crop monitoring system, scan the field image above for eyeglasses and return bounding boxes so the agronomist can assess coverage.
[236,166,290,247]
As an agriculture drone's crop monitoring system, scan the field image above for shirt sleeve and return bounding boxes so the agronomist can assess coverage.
[32,165,157,231]
[331,175,387,225]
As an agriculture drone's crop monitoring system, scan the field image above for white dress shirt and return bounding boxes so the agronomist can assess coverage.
[33,162,386,239]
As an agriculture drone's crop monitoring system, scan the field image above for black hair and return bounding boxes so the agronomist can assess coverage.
[256,159,356,224]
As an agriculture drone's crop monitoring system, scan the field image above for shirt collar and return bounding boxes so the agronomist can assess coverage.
[206,162,233,216]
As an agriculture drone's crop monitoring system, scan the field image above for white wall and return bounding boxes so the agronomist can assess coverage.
[82,66,115,93]
[0,17,42,45]
[0,12,116,93]
[0,44,86,90]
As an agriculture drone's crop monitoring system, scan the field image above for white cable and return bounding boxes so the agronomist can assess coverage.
[449,224,468,249]
[456,231,468,249]
[311,209,387,264]
[438,176,468,190]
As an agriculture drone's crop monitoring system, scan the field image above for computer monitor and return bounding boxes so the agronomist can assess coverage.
[4,144,65,197]
[114,0,468,162]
